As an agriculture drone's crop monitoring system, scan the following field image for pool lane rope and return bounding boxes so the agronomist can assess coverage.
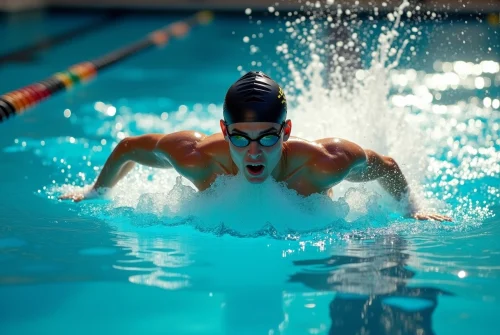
[0,11,213,123]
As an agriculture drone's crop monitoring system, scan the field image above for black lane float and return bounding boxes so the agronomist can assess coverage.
[0,11,213,123]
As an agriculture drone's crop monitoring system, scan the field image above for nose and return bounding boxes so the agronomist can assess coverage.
[247,141,261,158]
[248,152,261,159]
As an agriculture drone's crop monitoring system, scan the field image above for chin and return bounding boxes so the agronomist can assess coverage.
[245,175,268,184]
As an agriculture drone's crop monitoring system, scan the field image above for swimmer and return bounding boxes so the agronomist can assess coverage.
[60,71,451,222]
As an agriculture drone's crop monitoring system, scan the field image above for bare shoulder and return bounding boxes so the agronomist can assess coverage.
[155,131,231,170]
[196,133,234,170]
[300,137,367,174]
[315,137,367,164]
[284,137,323,156]
[155,131,210,165]
[119,133,166,149]
[155,131,202,153]
[196,132,229,157]
[286,137,365,162]
[156,131,225,150]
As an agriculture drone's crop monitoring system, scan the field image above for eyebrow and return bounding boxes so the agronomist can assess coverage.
[231,127,278,135]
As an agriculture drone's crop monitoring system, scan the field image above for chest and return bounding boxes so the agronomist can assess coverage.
[190,160,331,197]
[189,160,235,191]
[277,167,327,196]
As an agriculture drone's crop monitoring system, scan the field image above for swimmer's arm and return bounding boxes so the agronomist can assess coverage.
[344,148,411,202]
[318,139,451,221]
[345,148,451,221]
[92,134,173,189]
[60,134,171,201]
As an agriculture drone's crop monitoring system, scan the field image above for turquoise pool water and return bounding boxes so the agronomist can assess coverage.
[0,5,499,335]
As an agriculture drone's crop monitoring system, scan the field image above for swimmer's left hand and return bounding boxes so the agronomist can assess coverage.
[409,212,452,222]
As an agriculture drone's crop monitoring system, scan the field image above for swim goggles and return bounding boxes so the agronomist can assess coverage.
[225,122,285,147]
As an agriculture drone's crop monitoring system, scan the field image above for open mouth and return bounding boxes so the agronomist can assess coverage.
[246,164,265,176]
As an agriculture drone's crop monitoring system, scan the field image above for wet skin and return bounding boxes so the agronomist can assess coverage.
[60,120,451,222]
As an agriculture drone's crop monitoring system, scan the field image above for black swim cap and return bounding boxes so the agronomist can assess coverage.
[223,71,287,124]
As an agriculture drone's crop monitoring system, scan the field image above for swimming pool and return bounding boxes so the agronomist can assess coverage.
[0,3,499,335]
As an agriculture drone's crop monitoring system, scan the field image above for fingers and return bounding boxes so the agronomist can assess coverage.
[58,194,84,202]
[412,213,452,222]
[428,214,452,222]
[412,213,429,221]
[438,215,452,222]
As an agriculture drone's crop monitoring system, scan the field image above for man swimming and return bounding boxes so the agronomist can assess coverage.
[60,71,451,222]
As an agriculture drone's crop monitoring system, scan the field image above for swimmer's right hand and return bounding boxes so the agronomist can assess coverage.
[58,187,103,202]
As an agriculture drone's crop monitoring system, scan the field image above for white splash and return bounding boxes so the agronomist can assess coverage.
[63,167,398,237]
[275,0,433,212]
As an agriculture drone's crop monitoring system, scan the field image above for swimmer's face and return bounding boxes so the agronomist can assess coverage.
[221,120,291,183]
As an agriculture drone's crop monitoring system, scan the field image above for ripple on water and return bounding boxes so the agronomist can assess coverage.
[0,238,27,248]
[79,247,117,256]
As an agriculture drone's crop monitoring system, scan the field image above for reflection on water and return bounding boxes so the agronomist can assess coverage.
[289,235,454,335]
[113,230,194,290]
[2,194,498,334]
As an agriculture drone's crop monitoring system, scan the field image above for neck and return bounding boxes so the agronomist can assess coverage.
[271,144,288,181]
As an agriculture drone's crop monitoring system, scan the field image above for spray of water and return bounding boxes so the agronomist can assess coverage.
[279,1,430,206]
